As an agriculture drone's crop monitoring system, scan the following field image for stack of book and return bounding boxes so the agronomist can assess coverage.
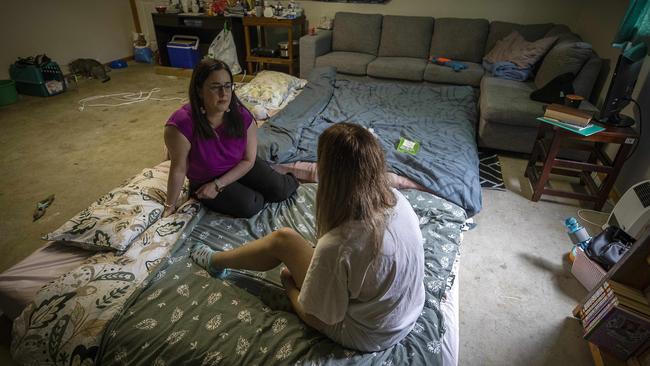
[579,280,650,360]
[537,104,605,136]
[544,103,593,127]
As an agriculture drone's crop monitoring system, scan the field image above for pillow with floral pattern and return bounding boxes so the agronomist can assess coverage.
[236,70,307,110]
[44,162,189,253]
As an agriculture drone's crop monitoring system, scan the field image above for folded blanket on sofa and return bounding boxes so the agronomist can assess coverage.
[483,60,531,81]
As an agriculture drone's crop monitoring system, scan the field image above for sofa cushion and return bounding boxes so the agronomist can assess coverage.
[534,42,594,89]
[483,31,557,69]
[485,21,554,54]
[316,51,376,75]
[429,18,489,63]
[423,61,484,86]
[573,56,603,99]
[332,12,383,55]
[480,75,545,128]
[367,57,428,81]
[378,16,434,59]
[544,25,582,44]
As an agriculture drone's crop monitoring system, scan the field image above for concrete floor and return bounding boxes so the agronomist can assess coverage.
[0,63,602,365]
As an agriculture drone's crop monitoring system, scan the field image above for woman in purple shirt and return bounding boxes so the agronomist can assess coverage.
[163,59,298,218]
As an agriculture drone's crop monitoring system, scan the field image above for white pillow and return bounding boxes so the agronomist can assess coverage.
[236,71,307,109]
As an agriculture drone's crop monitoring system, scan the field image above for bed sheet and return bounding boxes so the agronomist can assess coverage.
[0,161,185,321]
[94,184,464,365]
[0,242,93,319]
[272,161,431,192]
[257,66,482,216]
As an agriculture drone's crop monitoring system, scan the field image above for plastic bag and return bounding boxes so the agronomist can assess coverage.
[586,226,635,270]
[208,29,242,74]
[134,46,154,64]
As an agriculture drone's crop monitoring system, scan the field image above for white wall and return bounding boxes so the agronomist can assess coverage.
[0,0,135,80]
[298,0,584,28]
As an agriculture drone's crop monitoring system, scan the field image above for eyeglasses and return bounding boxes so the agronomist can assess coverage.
[208,83,234,94]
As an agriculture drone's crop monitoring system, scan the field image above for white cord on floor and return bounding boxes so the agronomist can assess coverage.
[78,88,186,111]
[577,208,609,227]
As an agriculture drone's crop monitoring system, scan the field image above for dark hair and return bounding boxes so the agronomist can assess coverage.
[189,59,246,139]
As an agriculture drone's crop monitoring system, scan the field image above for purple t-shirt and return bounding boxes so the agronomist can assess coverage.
[166,103,253,183]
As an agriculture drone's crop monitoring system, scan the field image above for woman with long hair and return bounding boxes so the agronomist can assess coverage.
[191,122,425,352]
[163,59,298,218]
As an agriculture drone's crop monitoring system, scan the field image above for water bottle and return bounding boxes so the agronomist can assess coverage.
[565,217,591,263]
[255,0,263,17]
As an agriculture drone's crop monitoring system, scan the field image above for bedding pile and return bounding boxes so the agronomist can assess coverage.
[257,67,482,216]
[11,184,465,366]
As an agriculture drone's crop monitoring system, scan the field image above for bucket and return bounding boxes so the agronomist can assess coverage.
[0,80,18,105]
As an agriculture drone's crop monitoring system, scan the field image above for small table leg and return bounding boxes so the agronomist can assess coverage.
[525,123,547,178]
[594,142,634,210]
[532,130,562,202]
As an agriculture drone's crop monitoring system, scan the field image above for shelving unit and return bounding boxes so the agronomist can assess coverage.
[242,16,305,76]
[151,13,248,69]
[573,229,650,365]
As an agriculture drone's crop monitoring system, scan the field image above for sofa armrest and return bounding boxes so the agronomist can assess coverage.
[300,30,332,79]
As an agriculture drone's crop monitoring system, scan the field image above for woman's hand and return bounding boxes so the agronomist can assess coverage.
[195,181,219,200]
[162,204,176,218]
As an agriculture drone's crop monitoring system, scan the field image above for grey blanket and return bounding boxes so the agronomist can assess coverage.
[98,184,465,365]
[258,67,482,216]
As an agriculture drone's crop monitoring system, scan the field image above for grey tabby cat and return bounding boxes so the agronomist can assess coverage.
[69,58,111,82]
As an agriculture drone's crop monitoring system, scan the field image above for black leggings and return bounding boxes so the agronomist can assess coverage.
[190,157,299,218]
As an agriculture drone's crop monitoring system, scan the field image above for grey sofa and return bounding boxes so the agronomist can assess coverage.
[300,12,602,154]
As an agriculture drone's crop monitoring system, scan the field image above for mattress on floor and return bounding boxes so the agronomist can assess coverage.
[11,184,465,366]
[0,242,93,319]
[272,161,431,192]
[257,66,482,216]
[0,160,183,321]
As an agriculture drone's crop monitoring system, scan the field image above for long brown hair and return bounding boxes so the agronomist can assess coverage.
[188,59,246,139]
[316,123,396,255]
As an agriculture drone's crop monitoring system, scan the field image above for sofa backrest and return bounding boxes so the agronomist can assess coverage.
[485,21,554,54]
[378,16,434,58]
[332,12,383,55]
[429,18,489,63]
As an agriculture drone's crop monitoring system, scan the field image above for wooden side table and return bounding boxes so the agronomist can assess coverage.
[525,121,638,210]
[242,16,305,76]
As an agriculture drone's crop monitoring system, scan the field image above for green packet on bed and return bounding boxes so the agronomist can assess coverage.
[397,137,420,155]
